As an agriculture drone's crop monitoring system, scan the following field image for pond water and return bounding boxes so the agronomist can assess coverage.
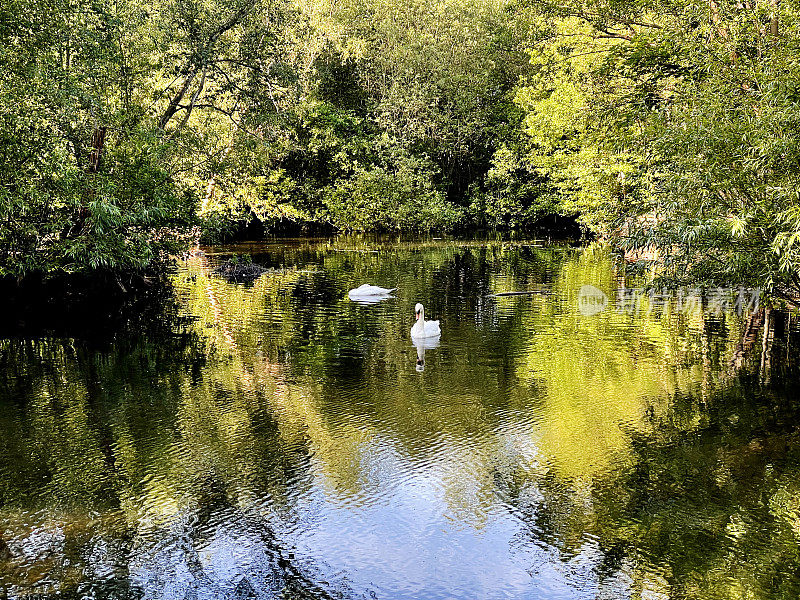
[2,238,800,599]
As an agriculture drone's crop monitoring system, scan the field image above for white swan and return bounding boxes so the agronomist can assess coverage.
[348,284,396,304]
[348,284,396,296]
[410,303,441,339]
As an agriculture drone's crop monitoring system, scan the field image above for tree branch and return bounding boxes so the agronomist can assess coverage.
[175,63,208,133]
[159,69,197,129]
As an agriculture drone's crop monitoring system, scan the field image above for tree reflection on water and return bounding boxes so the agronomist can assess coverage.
[1,238,798,599]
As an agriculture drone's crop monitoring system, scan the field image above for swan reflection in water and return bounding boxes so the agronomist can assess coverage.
[412,335,440,372]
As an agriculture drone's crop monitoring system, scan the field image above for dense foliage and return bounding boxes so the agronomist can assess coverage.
[2,0,800,296]
[519,0,800,298]
[0,0,194,277]
[193,0,541,236]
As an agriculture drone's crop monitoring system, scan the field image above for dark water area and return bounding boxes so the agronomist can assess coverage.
[1,238,800,599]
[205,214,584,245]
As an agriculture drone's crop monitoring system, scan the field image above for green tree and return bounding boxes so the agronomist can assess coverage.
[0,0,194,277]
[518,0,800,298]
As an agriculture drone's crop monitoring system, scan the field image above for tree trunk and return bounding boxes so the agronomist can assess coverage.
[65,126,107,239]
[770,0,779,37]
[88,126,107,173]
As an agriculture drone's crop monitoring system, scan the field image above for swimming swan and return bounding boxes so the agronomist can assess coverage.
[348,284,396,297]
[410,303,441,339]
[348,284,397,303]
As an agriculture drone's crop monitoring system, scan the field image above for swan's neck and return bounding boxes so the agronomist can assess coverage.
[419,307,425,323]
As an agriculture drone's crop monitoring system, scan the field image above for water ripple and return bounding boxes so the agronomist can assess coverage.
[1,239,795,599]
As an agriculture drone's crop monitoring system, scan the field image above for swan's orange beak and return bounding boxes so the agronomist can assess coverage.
[415,311,420,320]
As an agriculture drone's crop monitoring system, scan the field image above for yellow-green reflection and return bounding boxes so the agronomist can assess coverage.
[514,245,743,480]
[173,242,743,488]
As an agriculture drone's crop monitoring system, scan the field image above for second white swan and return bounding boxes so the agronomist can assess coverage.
[348,283,396,297]
[410,303,441,339]
[348,284,397,304]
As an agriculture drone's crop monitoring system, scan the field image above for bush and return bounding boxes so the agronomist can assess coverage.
[322,154,464,231]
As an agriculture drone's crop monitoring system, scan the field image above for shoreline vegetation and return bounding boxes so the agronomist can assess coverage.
[2,0,800,302]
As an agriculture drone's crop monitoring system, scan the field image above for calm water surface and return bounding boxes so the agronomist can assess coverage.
[2,238,800,599]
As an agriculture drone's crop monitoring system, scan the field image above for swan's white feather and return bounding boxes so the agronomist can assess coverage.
[410,303,441,338]
[411,319,441,338]
[348,284,397,297]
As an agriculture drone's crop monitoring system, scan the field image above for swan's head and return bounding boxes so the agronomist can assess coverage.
[414,303,424,320]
